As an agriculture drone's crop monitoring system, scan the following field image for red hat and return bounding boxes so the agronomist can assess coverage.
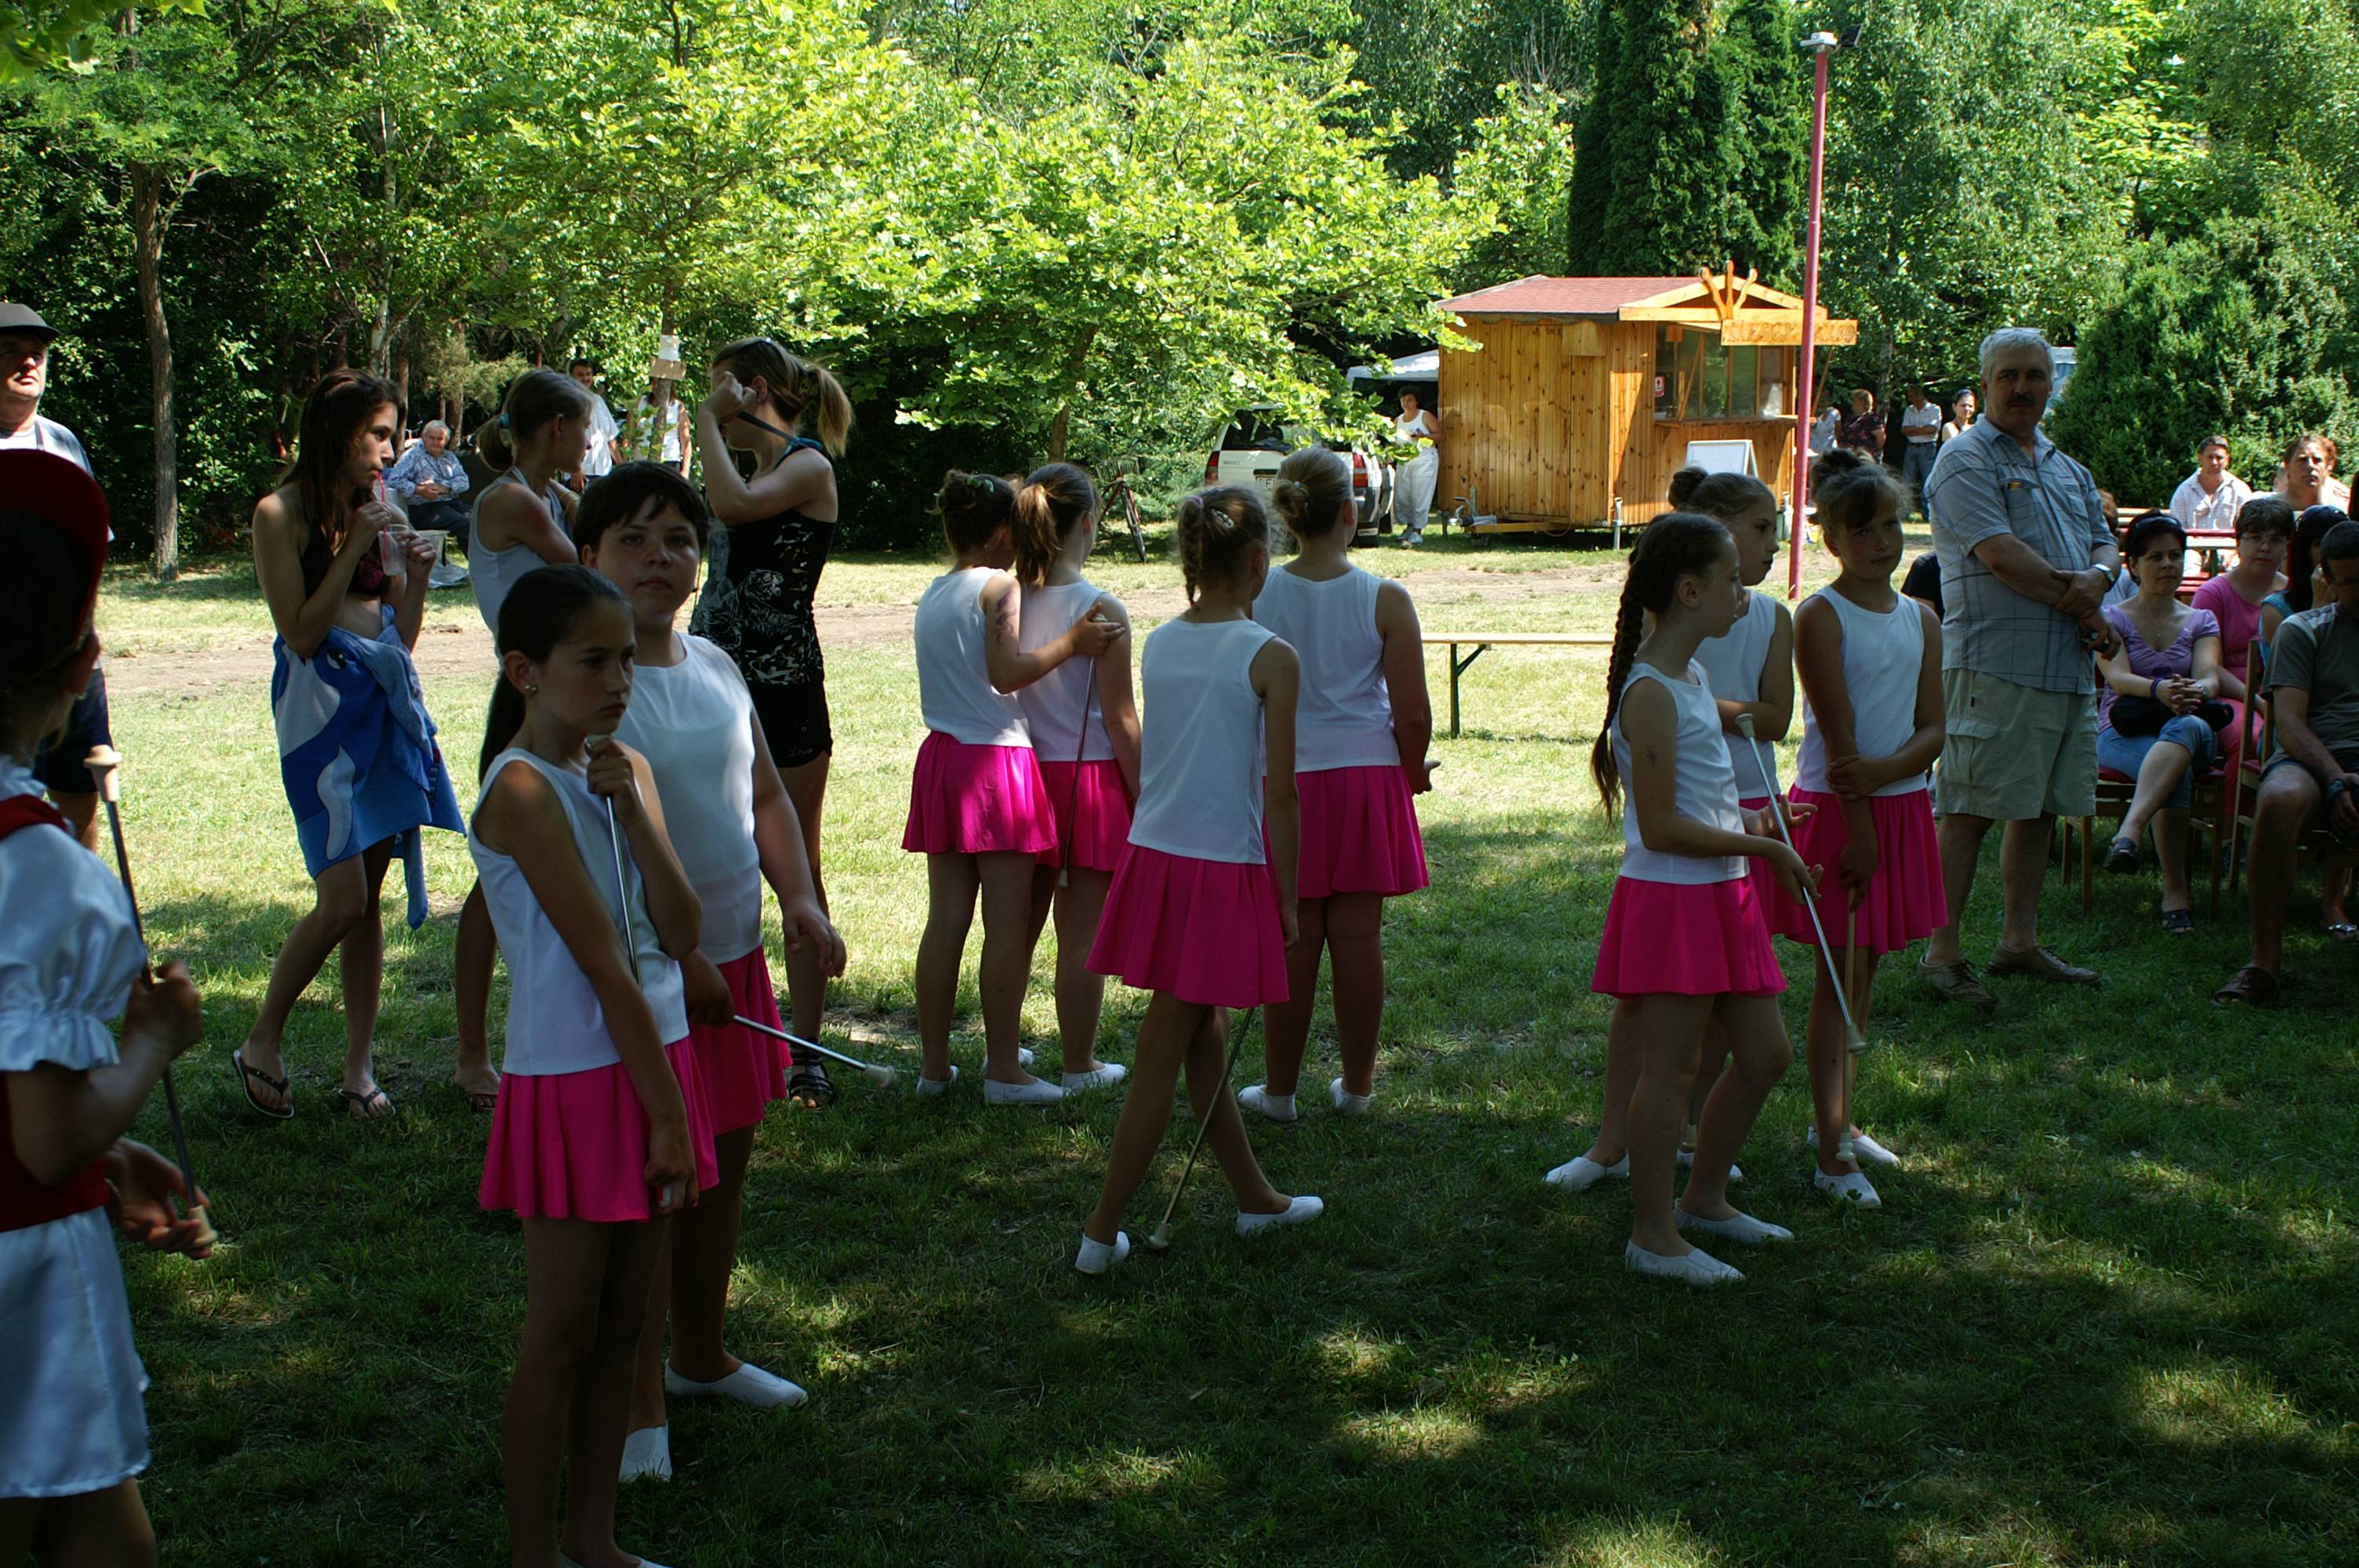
[0,450,109,680]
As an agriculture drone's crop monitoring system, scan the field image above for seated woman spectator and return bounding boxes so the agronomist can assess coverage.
[2095,513,2224,934]
[2191,495,2292,760]
[1837,388,1882,457]
[2260,503,2354,938]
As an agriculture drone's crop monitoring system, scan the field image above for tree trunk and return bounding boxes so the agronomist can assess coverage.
[131,163,179,581]
[394,353,410,425]
[1045,328,1099,466]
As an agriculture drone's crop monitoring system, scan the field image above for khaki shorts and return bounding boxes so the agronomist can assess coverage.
[1938,668,2097,820]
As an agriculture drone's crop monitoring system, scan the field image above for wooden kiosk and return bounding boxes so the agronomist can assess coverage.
[1435,270,1857,536]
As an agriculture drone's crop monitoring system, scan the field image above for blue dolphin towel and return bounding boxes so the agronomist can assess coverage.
[271,607,465,927]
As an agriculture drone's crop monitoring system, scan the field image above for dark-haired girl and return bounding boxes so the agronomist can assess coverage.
[238,369,463,1120]
[1075,488,1321,1273]
[907,472,1123,1104]
[1011,463,1139,1090]
[578,464,846,1480]
[1568,512,1808,1287]
[472,564,711,1568]
[457,368,596,1109]
[691,339,852,1105]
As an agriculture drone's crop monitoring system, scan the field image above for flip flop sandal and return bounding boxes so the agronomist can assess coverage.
[336,1085,399,1121]
[231,1049,295,1120]
[787,1062,837,1109]
[2210,964,2278,1006]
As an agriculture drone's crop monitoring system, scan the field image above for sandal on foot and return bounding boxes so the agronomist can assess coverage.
[2104,836,2142,874]
[2211,964,2278,1006]
[2160,908,2195,936]
[231,1050,295,1120]
[336,1085,398,1121]
[786,1061,836,1109]
[2326,921,2358,943]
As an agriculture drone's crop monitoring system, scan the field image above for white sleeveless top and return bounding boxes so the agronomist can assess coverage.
[468,749,689,1074]
[615,633,764,964]
[1691,589,1782,800]
[1795,590,1930,797]
[1017,579,1116,763]
[469,468,570,633]
[1129,617,1278,865]
[914,568,1030,747]
[1611,660,1747,885]
[1249,565,1399,772]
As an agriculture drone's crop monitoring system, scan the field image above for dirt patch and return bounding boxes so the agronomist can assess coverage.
[105,562,1624,702]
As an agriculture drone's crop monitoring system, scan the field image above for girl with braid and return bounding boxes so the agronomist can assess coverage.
[1566,513,1809,1287]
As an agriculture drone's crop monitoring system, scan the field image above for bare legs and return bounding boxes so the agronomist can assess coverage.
[453,882,502,1102]
[1925,810,2054,963]
[238,840,397,1115]
[0,1481,157,1568]
[507,1216,667,1568]
[915,851,1043,1086]
[1805,946,1873,1178]
[1623,993,1791,1256]
[2245,768,2321,976]
[1085,998,1288,1243]
[778,753,832,1051]
[627,1123,758,1439]
[1260,893,1387,1100]
[1585,1004,1726,1167]
[1026,864,1114,1075]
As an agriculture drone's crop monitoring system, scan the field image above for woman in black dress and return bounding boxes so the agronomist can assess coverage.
[692,338,855,1105]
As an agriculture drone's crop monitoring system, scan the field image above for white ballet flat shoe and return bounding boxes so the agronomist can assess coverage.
[1808,1125,1900,1168]
[1074,1229,1130,1275]
[1238,1084,1298,1123]
[983,1076,1064,1106]
[1623,1240,1743,1287]
[914,1065,958,1097]
[663,1360,809,1410]
[1062,1063,1128,1091]
[1675,1147,1744,1182]
[1813,1168,1882,1208]
[1674,1207,1794,1247]
[618,1425,671,1483]
[1543,1153,1628,1191]
[1329,1077,1372,1116]
[1236,1194,1325,1237]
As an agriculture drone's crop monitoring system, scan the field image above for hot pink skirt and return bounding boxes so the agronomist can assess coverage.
[903,733,1058,856]
[1036,760,1133,873]
[686,948,789,1138]
[1289,765,1429,899]
[480,1039,722,1221]
[1087,844,1290,1007]
[1591,875,1785,999]
[1768,787,1947,957]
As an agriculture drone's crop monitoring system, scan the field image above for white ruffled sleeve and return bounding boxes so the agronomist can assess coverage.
[0,818,144,1073]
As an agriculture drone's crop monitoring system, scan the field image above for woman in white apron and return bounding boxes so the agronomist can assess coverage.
[1391,390,1439,546]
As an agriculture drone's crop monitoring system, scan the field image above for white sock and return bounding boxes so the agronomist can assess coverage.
[914,1065,958,1097]
[1238,1084,1296,1122]
[1074,1229,1131,1275]
[1329,1076,1372,1116]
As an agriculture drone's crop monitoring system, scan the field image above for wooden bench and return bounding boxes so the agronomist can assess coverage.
[1423,633,1616,736]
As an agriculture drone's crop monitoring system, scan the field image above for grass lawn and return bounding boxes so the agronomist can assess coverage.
[85,529,2358,1566]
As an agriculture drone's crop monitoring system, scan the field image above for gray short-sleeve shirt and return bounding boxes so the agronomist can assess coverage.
[2267,603,2359,759]
[1925,418,2114,695]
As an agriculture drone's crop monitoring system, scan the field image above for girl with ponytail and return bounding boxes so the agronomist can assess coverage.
[1011,463,1140,1090]
[1559,513,1809,1287]
[690,338,852,1105]
[905,471,1125,1105]
[1238,445,1433,1124]
[1074,487,1322,1275]
[455,366,595,1111]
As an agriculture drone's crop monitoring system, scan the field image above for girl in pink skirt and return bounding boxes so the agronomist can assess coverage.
[471,564,713,1568]
[1778,462,1946,1210]
[1550,466,1790,1192]
[1579,513,1810,1287]
[1074,487,1325,1274]
[1241,445,1432,1122]
[907,471,1125,1105]
[1012,463,1140,1091]
[581,466,849,1482]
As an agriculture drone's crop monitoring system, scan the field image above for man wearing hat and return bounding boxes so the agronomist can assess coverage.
[0,303,107,851]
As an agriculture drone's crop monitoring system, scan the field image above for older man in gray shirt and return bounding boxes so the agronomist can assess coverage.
[1917,328,2121,1007]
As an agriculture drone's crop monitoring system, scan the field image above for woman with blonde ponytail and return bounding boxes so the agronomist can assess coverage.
[1011,463,1140,1091]
[689,338,853,1105]
[1238,446,1432,1124]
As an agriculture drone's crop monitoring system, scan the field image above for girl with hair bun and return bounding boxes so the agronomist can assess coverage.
[1011,463,1140,1091]
[456,368,596,1108]
[1553,463,1791,1192]
[1554,512,1808,1287]
[906,471,1125,1105]
[1238,445,1432,1123]
[1074,487,1322,1275]
[692,339,853,1106]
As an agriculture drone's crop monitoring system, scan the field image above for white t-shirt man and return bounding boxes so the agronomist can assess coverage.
[2169,469,2252,534]
[0,413,91,474]
[1901,400,1941,445]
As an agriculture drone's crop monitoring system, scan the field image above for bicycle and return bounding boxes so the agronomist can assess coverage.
[1101,464,1148,563]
